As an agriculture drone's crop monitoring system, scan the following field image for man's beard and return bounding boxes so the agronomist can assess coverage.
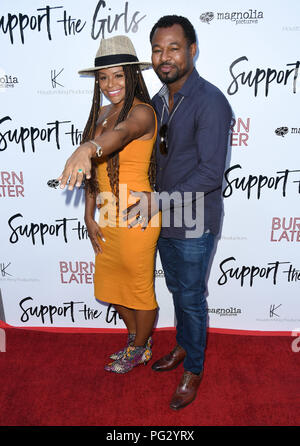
[155,64,180,84]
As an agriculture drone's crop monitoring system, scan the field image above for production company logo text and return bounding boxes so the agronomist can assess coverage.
[200,9,263,25]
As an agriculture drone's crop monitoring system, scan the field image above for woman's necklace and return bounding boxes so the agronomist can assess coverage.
[102,109,119,127]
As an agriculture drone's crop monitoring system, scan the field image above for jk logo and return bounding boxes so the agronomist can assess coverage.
[0,262,12,278]
[269,304,282,318]
[51,68,64,88]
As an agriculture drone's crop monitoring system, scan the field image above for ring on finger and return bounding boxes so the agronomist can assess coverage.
[78,168,83,173]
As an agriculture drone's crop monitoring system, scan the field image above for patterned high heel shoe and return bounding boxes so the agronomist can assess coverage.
[104,344,152,374]
[110,335,153,361]
[109,333,136,360]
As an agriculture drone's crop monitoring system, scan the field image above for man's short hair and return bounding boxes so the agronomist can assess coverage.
[149,15,196,46]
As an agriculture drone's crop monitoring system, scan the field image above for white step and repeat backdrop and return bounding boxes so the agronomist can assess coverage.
[1,0,299,333]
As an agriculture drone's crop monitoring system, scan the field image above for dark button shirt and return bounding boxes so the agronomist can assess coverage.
[152,68,232,238]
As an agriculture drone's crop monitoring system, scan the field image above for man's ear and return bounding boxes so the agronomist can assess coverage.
[190,42,197,59]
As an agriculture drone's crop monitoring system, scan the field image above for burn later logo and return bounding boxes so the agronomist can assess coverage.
[60,261,94,284]
[230,117,250,147]
[271,217,300,242]
[0,171,24,197]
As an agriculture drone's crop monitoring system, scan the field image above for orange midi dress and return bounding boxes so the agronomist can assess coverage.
[94,107,161,310]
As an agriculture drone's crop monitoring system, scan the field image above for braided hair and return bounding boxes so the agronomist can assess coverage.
[81,65,156,204]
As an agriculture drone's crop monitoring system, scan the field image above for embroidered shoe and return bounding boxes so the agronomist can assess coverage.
[109,335,153,361]
[109,333,136,360]
[105,345,152,374]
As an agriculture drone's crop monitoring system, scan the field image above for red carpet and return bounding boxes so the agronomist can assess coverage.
[0,326,298,426]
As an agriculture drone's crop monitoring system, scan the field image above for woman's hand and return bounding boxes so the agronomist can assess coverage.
[85,217,105,255]
[58,142,95,190]
[123,191,159,230]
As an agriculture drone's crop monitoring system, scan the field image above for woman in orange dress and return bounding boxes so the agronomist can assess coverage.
[58,36,161,374]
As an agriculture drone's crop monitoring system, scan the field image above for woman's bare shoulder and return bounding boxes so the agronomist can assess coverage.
[129,101,155,122]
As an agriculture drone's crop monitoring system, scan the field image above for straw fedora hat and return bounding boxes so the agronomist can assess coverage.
[78,35,151,75]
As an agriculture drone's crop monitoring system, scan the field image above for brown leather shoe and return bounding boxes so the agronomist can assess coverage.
[169,370,203,411]
[151,344,186,372]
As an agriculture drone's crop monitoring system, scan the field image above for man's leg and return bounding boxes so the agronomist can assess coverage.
[168,232,215,410]
[171,232,215,374]
[156,232,215,409]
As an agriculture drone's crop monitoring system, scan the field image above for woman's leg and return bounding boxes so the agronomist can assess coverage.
[105,307,157,373]
[134,309,157,346]
[113,304,136,334]
[114,305,157,345]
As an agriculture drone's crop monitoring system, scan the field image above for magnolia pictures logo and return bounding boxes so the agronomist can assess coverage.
[208,307,241,317]
[199,12,214,24]
[275,126,300,137]
[275,127,289,137]
[200,9,264,25]
[0,68,19,92]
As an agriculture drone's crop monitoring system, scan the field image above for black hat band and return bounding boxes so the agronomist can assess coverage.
[94,54,139,67]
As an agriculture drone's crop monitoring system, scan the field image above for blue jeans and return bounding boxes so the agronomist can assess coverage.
[158,232,215,374]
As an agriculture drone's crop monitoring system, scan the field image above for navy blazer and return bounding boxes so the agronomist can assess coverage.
[152,68,232,238]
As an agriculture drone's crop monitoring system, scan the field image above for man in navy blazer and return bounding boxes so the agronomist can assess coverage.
[147,15,232,411]
[119,14,232,410]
